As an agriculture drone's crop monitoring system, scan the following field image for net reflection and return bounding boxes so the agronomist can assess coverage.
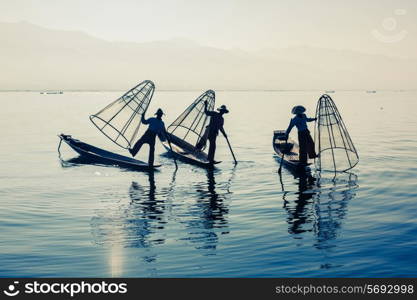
[313,172,357,250]
[180,168,234,253]
[281,170,358,249]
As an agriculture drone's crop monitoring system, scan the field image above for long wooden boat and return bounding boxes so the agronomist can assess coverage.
[58,134,160,170]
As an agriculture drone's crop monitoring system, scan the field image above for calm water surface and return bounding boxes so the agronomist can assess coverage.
[0,90,416,277]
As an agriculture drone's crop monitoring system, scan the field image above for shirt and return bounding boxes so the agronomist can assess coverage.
[205,111,224,136]
[285,114,315,135]
[142,117,166,137]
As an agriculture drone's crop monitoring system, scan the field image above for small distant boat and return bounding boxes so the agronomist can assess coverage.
[273,130,311,172]
[43,91,63,94]
[58,134,160,170]
[325,90,335,93]
[366,90,376,93]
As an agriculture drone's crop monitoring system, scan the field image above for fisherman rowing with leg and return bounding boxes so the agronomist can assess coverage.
[129,108,169,167]
[285,105,318,165]
[196,100,229,165]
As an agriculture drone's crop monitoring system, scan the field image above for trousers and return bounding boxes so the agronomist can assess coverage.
[298,129,317,164]
[131,130,156,166]
[207,133,217,163]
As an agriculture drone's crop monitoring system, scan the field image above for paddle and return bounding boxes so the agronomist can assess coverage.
[223,131,237,165]
[278,137,288,174]
[166,134,178,168]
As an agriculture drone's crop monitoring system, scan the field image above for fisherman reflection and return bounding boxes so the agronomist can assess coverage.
[199,169,229,231]
[127,171,167,247]
[90,171,167,250]
[183,169,231,252]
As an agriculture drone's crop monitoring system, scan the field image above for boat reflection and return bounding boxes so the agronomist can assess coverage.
[59,154,157,172]
[280,169,358,250]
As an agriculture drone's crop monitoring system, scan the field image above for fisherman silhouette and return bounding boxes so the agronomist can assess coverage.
[129,108,169,166]
[285,105,318,165]
[196,100,229,164]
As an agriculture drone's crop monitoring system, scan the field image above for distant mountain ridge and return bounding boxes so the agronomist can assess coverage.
[1,21,416,90]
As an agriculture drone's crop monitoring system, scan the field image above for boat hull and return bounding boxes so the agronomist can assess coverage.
[272,130,311,172]
[161,133,219,168]
[58,134,159,170]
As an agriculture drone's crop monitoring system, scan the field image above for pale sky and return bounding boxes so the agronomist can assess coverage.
[1,0,416,57]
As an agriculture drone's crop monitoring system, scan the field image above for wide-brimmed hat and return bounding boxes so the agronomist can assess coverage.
[217,105,229,113]
[291,105,306,114]
[155,108,164,116]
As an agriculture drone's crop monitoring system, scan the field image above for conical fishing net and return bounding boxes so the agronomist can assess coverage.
[314,94,359,172]
[167,90,215,150]
[90,80,155,149]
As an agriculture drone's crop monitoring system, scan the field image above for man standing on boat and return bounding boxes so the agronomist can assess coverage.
[285,105,318,165]
[129,108,168,167]
[197,100,229,164]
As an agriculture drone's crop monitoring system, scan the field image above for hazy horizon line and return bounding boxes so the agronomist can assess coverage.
[2,20,413,60]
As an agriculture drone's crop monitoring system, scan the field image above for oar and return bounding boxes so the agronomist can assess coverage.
[224,132,237,165]
[278,138,287,174]
[161,132,178,168]
[166,135,178,168]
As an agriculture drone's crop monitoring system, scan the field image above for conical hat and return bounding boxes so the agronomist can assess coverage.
[291,105,306,114]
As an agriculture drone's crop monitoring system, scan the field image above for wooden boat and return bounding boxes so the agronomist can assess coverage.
[58,134,160,170]
[161,133,220,168]
[272,130,311,172]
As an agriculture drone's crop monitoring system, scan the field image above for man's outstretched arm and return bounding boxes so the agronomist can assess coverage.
[141,114,150,124]
[285,119,295,137]
[204,100,215,116]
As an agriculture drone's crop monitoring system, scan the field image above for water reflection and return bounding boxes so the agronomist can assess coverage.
[90,171,170,249]
[127,171,167,248]
[313,172,357,251]
[90,166,235,257]
[180,168,234,253]
[282,171,317,235]
[280,169,358,250]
